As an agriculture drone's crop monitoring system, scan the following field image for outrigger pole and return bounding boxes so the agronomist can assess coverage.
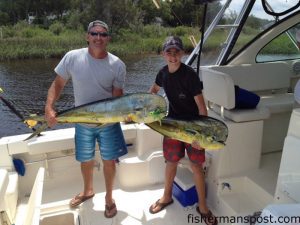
[195,1,209,77]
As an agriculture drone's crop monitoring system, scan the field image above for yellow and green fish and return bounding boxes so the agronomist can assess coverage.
[24,93,167,140]
[146,116,228,150]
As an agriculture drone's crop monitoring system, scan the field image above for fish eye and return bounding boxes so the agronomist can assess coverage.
[134,107,143,111]
[208,136,216,142]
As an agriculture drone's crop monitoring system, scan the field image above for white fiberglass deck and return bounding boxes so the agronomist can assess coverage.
[39,169,206,225]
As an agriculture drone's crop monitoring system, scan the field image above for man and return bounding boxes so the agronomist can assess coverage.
[148,36,217,225]
[44,20,127,218]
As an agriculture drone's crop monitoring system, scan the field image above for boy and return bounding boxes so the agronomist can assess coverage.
[149,36,217,225]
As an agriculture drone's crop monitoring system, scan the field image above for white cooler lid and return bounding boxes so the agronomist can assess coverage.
[174,167,195,191]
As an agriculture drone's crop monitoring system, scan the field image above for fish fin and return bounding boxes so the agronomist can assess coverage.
[159,119,162,126]
[24,122,48,141]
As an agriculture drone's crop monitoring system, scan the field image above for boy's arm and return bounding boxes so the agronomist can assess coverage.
[192,94,207,150]
[149,83,160,94]
[194,94,207,116]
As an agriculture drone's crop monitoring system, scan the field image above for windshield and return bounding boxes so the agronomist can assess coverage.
[198,0,300,66]
[256,22,300,62]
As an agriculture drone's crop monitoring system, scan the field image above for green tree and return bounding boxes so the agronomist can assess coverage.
[0,11,9,25]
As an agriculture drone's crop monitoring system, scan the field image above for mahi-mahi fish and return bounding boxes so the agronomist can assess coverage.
[146,116,228,150]
[24,93,167,141]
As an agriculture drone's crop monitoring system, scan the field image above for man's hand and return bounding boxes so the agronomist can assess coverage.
[124,115,134,124]
[45,106,57,128]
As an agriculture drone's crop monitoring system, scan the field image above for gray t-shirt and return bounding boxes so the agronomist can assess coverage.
[55,48,126,106]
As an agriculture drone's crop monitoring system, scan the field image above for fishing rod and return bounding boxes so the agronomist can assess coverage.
[0,87,28,175]
[196,2,208,77]
[0,87,38,132]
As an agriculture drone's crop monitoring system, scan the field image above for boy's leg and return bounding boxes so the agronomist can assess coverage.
[149,161,177,213]
[163,161,178,199]
[190,163,209,213]
[187,145,217,225]
[149,137,184,214]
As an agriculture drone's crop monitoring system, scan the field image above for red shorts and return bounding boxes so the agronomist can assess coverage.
[163,137,205,165]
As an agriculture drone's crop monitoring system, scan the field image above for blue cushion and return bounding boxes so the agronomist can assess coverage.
[234,85,260,109]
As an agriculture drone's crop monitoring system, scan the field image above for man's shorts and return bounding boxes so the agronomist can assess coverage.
[163,137,205,165]
[75,123,127,162]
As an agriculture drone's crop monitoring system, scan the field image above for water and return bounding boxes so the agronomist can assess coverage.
[0,55,167,138]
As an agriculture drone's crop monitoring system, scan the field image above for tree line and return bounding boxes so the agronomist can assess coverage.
[0,0,222,31]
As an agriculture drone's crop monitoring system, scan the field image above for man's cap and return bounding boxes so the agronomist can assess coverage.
[87,20,109,32]
[163,36,184,51]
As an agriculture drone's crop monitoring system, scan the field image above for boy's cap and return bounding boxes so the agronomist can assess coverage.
[163,36,184,51]
[87,20,109,32]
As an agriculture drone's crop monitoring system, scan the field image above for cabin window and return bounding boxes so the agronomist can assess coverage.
[256,23,300,62]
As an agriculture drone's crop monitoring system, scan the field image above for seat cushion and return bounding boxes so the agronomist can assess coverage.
[212,105,270,122]
[258,93,294,114]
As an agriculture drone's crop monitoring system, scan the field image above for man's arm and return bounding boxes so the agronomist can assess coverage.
[45,75,68,127]
[112,86,124,97]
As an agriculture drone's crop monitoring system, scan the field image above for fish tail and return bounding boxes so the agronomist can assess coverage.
[24,122,48,141]
[24,119,39,128]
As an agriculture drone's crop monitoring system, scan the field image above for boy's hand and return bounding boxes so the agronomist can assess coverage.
[192,140,204,150]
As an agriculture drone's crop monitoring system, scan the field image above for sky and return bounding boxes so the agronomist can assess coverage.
[220,0,299,19]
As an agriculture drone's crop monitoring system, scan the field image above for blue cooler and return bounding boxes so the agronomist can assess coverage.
[172,167,198,207]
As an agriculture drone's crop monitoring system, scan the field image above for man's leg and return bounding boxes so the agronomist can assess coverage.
[81,160,95,196]
[70,124,96,207]
[103,159,116,206]
[102,159,117,218]
[97,123,127,218]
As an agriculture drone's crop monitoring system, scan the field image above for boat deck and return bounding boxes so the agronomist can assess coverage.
[12,151,282,225]
[44,174,205,225]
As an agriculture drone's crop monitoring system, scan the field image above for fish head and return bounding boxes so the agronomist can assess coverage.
[193,118,228,150]
[145,94,167,120]
[209,122,228,146]
[131,93,167,123]
[204,135,226,150]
